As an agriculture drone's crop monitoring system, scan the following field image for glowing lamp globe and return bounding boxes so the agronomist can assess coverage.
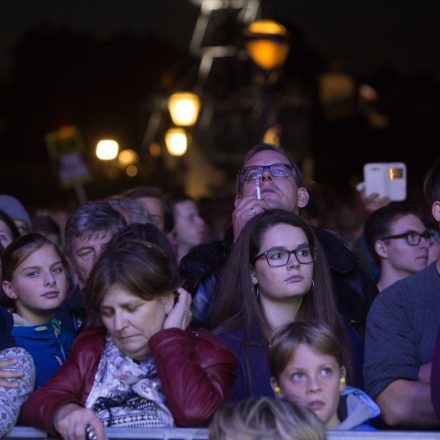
[168,92,200,126]
[165,128,188,156]
[96,139,119,160]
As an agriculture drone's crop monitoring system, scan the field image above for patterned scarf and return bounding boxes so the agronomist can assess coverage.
[85,336,174,428]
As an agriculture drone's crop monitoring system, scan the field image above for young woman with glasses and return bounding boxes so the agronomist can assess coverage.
[211,209,350,401]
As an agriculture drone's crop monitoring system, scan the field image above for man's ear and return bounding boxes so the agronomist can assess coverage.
[2,280,17,300]
[297,187,310,209]
[271,377,284,398]
[432,201,440,223]
[374,240,388,259]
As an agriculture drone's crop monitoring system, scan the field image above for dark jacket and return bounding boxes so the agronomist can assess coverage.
[180,226,378,338]
[0,307,15,350]
[19,326,237,435]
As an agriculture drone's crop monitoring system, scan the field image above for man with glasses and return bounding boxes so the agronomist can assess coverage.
[364,159,440,428]
[181,143,378,352]
[364,203,431,291]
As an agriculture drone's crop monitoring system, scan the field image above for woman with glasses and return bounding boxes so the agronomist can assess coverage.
[211,209,350,401]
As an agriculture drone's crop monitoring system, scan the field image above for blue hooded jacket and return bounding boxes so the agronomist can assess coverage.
[11,316,74,388]
[336,386,380,431]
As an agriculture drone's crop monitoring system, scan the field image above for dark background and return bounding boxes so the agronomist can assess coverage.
[1,0,439,209]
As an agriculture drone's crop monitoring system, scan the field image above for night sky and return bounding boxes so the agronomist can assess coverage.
[1,0,439,207]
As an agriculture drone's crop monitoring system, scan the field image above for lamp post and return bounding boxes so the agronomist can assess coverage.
[244,19,290,84]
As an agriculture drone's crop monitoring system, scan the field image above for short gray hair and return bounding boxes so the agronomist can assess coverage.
[64,202,127,256]
[106,196,150,224]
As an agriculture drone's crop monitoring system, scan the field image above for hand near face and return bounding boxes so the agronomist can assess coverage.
[53,403,106,440]
[0,357,23,388]
[163,287,192,330]
[232,196,271,241]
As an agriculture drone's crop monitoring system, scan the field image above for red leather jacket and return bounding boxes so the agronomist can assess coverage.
[19,326,237,435]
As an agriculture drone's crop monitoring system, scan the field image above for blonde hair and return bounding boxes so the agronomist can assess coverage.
[269,321,344,381]
[209,397,326,440]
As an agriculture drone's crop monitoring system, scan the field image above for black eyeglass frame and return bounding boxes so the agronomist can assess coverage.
[380,230,434,246]
[254,246,318,267]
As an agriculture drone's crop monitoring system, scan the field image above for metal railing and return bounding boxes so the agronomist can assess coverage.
[6,427,440,440]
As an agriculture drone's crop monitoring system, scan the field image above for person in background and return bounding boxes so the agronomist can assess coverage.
[180,143,377,337]
[19,238,236,439]
[1,233,74,388]
[169,193,207,262]
[363,203,431,291]
[32,215,62,247]
[211,209,360,401]
[105,196,150,225]
[0,210,20,249]
[209,396,326,440]
[269,322,379,431]
[364,158,440,428]
[123,186,174,233]
[0,194,32,235]
[0,306,35,437]
[64,201,127,290]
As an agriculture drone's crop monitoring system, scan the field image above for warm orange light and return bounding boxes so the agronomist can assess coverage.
[168,92,201,126]
[96,139,119,160]
[165,128,188,156]
[244,20,290,71]
[118,149,138,166]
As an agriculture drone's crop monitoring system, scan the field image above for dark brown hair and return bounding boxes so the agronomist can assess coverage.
[84,238,180,326]
[424,158,440,208]
[211,210,349,384]
[269,321,344,381]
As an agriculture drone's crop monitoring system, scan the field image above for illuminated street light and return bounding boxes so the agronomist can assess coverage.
[244,19,290,71]
[96,139,119,160]
[118,149,139,166]
[168,92,201,126]
[165,128,188,156]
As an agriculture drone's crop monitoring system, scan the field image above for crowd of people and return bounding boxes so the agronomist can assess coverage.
[0,143,439,439]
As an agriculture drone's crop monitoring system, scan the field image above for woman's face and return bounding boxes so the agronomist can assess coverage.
[100,284,174,361]
[274,343,345,429]
[0,219,14,248]
[252,223,314,302]
[2,244,68,324]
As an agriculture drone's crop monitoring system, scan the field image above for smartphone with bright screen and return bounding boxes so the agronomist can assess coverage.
[363,162,407,201]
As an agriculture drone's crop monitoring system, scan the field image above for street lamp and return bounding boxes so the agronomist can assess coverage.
[165,128,188,156]
[167,92,201,126]
[96,139,119,160]
[244,19,290,77]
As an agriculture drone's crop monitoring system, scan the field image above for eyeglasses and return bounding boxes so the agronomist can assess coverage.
[240,163,294,182]
[255,247,317,267]
[380,230,434,246]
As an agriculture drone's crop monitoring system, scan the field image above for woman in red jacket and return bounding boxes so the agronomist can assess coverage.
[20,237,236,440]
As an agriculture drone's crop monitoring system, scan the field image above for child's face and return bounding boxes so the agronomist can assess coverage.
[273,343,345,429]
[3,244,68,324]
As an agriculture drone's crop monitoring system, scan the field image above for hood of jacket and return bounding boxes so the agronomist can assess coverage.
[337,386,380,431]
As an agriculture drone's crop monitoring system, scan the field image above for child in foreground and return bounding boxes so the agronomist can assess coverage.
[1,233,74,388]
[209,396,326,440]
[269,321,379,431]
